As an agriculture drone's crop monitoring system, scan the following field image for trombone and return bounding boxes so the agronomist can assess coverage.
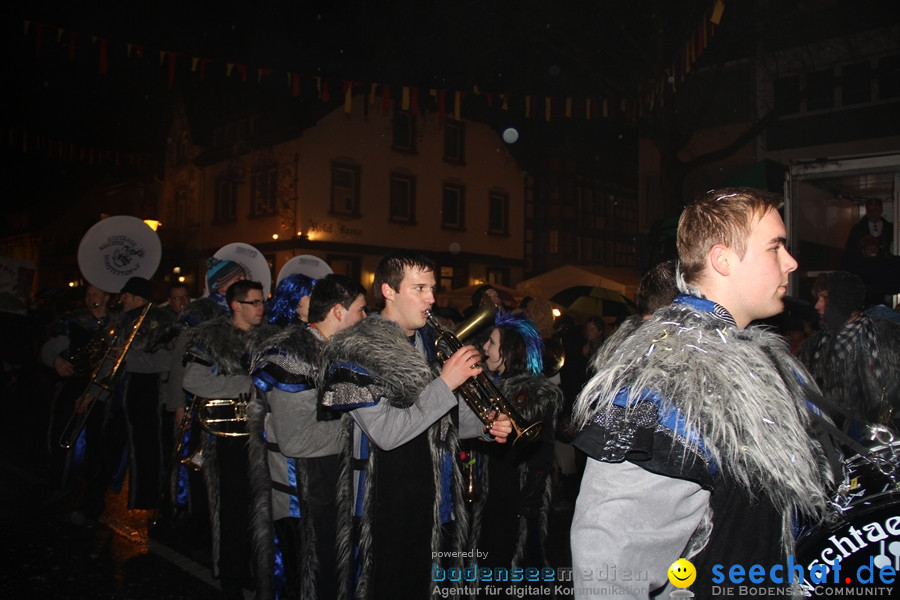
[58,303,152,449]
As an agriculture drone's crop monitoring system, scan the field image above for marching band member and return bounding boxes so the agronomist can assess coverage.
[114,277,177,510]
[570,188,839,598]
[467,310,562,587]
[318,249,512,599]
[249,273,367,599]
[182,279,274,599]
[41,283,112,505]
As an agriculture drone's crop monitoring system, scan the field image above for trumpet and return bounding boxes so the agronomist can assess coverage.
[59,302,152,449]
[425,303,542,446]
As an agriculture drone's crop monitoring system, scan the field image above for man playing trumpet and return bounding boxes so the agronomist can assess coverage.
[318,249,512,599]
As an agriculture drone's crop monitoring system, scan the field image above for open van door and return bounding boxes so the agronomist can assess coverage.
[784,153,900,307]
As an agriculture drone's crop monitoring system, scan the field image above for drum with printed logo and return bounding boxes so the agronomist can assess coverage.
[796,434,900,596]
[836,441,900,511]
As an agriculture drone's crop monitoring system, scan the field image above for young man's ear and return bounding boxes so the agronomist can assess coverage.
[380,282,395,302]
[709,244,732,277]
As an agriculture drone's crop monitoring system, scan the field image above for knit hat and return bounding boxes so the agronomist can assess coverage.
[823,270,866,332]
[206,258,245,293]
[120,276,153,300]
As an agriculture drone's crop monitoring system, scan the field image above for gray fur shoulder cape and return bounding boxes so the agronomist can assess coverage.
[184,315,252,374]
[252,323,322,389]
[316,315,468,600]
[180,314,256,582]
[117,303,177,353]
[248,323,324,600]
[573,298,833,552]
[318,315,435,410]
[497,372,564,429]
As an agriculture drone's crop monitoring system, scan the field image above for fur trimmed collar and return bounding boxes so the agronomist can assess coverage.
[575,298,832,532]
[496,372,563,430]
[319,315,435,408]
[184,315,253,375]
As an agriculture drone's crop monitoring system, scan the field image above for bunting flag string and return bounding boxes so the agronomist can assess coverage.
[8,13,723,141]
[2,123,152,168]
[343,80,353,115]
[641,0,726,112]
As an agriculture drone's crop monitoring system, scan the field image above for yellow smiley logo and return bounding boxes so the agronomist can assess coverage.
[667,558,696,588]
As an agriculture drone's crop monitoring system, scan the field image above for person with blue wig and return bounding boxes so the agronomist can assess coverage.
[266,274,316,326]
[466,309,563,586]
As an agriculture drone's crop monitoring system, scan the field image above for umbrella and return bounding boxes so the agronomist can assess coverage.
[551,286,638,318]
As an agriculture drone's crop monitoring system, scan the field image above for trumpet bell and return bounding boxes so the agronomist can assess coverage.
[512,420,543,446]
[453,294,498,342]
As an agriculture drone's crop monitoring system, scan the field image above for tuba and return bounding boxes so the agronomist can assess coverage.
[426,297,542,446]
[59,303,152,449]
[277,254,333,286]
[60,215,162,449]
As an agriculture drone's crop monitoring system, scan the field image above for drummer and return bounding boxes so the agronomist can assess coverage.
[570,187,842,597]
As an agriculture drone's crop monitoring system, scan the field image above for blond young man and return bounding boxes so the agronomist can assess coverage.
[571,188,837,598]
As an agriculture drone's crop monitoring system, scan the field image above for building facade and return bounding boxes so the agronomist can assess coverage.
[143,93,528,302]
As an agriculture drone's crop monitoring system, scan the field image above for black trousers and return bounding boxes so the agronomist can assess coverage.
[216,436,252,594]
[124,373,162,509]
[82,396,127,521]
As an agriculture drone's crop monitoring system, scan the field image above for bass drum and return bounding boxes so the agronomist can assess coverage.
[276,254,332,286]
[796,442,900,596]
[204,242,272,298]
[77,215,161,293]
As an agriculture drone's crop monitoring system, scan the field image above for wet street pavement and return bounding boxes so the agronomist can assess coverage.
[1,365,226,599]
[2,361,576,599]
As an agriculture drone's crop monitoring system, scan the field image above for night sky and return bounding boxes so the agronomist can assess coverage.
[2,1,898,221]
[3,1,713,148]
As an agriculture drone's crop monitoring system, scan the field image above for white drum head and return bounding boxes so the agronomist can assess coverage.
[205,242,272,298]
[276,255,333,286]
[77,216,161,293]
